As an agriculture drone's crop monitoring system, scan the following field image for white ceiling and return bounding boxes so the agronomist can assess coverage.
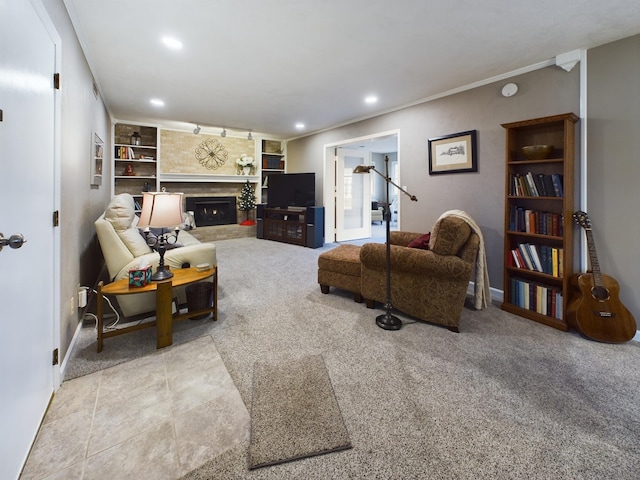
[63,0,640,139]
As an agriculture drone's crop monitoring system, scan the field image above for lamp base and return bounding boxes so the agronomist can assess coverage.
[151,267,174,282]
[376,312,402,330]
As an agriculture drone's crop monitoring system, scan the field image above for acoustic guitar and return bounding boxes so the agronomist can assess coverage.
[566,211,636,343]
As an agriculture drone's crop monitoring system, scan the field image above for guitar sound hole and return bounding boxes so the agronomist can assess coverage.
[591,286,610,302]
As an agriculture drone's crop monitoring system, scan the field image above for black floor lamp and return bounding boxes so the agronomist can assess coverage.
[354,155,418,330]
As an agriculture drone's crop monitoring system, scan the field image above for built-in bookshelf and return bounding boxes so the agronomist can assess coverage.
[112,123,159,209]
[501,113,579,331]
[92,132,104,186]
[260,139,285,205]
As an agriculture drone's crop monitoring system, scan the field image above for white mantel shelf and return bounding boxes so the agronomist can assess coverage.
[160,173,260,183]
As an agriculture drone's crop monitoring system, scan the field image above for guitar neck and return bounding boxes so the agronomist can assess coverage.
[584,228,603,287]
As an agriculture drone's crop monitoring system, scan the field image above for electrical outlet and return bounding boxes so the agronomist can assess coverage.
[78,286,88,308]
[70,296,74,315]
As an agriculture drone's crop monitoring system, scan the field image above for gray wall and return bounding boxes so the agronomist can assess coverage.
[287,66,580,292]
[43,0,112,364]
[587,34,640,322]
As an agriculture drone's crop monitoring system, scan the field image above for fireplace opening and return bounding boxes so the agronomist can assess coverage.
[186,196,237,227]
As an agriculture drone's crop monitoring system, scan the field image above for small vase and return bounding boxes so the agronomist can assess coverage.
[243,166,251,175]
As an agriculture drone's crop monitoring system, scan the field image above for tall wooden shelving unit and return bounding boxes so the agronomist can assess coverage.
[501,113,579,331]
[112,123,159,210]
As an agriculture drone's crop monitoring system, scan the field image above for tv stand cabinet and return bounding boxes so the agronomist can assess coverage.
[264,207,307,246]
[260,206,324,248]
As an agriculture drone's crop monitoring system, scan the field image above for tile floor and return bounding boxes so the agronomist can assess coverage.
[20,335,250,480]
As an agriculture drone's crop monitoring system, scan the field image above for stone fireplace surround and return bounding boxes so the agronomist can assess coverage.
[160,175,258,242]
[158,128,266,241]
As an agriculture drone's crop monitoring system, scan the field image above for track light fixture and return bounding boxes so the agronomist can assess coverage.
[247,131,253,141]
[221,128,227,138]
[193,124,201,135]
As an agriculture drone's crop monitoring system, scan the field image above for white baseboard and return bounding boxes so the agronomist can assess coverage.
[467,281,503,304]
[467,281,639,342]
[59,320,84,382]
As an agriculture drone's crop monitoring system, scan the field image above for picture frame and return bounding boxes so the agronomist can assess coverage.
[91,132,103,186]
[428,130,477,174]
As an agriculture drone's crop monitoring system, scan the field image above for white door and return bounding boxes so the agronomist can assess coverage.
[336,148,371,241]
[0,0,57,477]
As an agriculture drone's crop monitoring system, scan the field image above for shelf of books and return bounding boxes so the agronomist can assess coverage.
[501,113,579,331]
[112,123,159,206]
[260,138,285,205]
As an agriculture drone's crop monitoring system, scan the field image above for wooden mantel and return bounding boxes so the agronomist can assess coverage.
[159,173,260,183]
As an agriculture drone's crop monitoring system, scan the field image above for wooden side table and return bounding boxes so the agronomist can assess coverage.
[96,266,217,352]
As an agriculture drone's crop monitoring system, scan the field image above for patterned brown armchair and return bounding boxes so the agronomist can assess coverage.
[360,216,480,332]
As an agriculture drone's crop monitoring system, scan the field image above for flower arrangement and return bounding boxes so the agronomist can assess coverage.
[236,154,254,167]
[236,154,255,175]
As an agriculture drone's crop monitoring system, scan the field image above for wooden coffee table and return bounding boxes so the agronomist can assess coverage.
[96,266,217,352]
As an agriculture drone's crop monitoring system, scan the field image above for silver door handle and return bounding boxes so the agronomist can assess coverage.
[0,232,27,251]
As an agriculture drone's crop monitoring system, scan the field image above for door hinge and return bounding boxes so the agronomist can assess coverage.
[53,210,59,227]
[53,73,60,90]
[52,348,59,366]
[0,109,3,122]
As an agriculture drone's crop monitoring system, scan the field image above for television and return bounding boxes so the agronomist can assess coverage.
[267,173,316,208]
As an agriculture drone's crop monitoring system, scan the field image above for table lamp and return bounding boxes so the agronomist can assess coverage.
[137,191,184,281]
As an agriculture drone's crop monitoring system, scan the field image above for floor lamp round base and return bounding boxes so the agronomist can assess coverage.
[376,313,402,330]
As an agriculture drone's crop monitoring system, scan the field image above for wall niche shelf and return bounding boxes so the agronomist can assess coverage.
[260,138,286,205]
[112,123,159,202]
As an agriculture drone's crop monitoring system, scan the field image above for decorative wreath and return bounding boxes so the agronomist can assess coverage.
[195,138,228,170]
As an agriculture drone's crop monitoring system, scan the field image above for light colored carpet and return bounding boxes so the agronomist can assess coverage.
[248,355,351,469]
[65,236,640,479]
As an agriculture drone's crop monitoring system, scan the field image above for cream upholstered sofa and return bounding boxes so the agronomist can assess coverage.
[95,193,216,318]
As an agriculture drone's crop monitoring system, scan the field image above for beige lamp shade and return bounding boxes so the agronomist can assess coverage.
[137,192,184,228]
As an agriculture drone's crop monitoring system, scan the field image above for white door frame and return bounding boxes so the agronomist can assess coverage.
[323,129,400,243]
[32,0,62,390]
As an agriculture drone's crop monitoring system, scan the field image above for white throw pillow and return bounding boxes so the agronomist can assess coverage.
[118,227,152,257]
[104,194,135,232]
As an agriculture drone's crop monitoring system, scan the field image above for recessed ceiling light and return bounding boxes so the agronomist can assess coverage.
[162,36,183,50]
[365,95,378,104]
[150,98,165,107]
[295,123,305,130]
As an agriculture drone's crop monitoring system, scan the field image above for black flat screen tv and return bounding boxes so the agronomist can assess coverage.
[267,173,316,208]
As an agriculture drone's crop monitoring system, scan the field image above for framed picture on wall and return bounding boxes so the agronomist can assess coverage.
[428,130,477,174]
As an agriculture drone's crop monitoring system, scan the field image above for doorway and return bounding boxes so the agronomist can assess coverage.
[323,131,399,244]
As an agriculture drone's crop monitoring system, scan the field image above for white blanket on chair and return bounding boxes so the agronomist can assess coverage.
[437,209,490,310]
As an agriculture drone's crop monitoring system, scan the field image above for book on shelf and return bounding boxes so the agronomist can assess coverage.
[510,278,564,320]
[550,173,564,197]
[512,243,563,276]
[543,175,556,197]
[534,173,548,196]
[526,244,544,272]
[525,172,539,196]
[509,172,566,198]
[510,249,523,269]
[115,146,136,160]
[517,244,535,270]
[263,155,284,169]
[508,206,562,236]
